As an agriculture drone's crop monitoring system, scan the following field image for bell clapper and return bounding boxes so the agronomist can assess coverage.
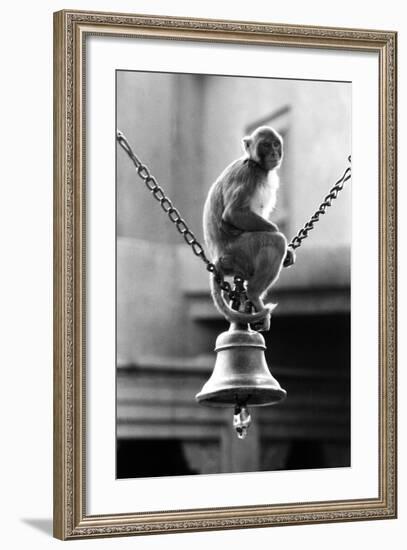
[233,404,252,440]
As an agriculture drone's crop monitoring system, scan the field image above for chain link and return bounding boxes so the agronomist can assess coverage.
[288,157,351,250]
[116,130,351,298]
[116,130,232,295]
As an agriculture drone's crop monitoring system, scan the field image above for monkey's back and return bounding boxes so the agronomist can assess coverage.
[203,158,255,262]
[202,173,226,262]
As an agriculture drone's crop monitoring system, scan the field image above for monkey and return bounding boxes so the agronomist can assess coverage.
[203,126,295,331]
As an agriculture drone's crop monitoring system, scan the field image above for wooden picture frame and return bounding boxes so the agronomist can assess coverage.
[53,9,397,540]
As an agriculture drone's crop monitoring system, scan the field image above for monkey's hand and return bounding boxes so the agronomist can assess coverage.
[283,247,296,268]
[220,219,244,238]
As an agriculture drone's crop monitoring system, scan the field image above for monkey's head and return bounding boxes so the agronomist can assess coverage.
[242,126,283,171]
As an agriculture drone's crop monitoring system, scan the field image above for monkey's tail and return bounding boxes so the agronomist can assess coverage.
[210,275,276,325]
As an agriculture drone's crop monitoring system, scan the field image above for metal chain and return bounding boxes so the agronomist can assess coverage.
[116,130,233,296]
[288,157,351,250]
[116,130,351,299]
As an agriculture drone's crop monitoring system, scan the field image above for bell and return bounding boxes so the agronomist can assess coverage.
[196,323,287,408]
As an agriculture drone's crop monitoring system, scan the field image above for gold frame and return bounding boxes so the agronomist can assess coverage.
[53,9,397,540]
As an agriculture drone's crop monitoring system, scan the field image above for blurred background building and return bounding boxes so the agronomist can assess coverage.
[116,70,351,478]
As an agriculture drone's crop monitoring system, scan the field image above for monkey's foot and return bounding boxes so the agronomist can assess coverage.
[251,312,270,332]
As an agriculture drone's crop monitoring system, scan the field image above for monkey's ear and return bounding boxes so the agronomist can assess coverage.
[242,136,252,153]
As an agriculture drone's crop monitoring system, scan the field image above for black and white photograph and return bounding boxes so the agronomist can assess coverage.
[116,70,351,479]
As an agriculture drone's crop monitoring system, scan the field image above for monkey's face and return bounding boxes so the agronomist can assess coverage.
[243,126,283,170]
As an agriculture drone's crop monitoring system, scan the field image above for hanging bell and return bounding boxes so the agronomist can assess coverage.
[195,323,287,438]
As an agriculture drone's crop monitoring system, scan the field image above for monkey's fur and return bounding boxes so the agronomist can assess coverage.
[203,126,295,331]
